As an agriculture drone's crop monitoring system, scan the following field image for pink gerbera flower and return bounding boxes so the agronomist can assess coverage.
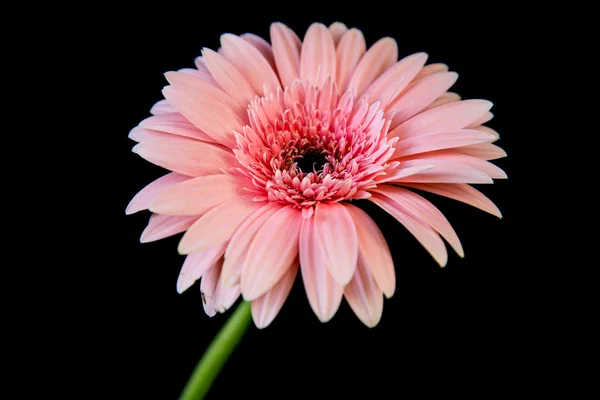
[127,22,506,328]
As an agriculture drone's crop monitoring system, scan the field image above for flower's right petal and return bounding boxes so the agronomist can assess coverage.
[270,22,302,89]
[369,193,448,267]
[414,63,448,79]
[390,129,496,159]
[347,37,398,97]
[126,172,190,215]
[241,206,302,301]
[300,23,336,85]
[344,204,396,298]
[453,143,507,160]
[344,259,384,328]
[150,174,251,216]
[423,92,461,111]
[314,203,358,286]
[398,183,502,218]
[176,243,228,294]
[178,196,264,254]
[385,159,493,184]
[140,214,199,243]
[335,28,366,94]
[299,216,344,322]
[251,260,298,329]
[132,136,237,177]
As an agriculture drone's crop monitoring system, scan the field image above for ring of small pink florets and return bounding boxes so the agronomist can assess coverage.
[233,78,398,208]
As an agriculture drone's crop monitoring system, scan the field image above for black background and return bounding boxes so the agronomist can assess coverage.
[112,4,532,398]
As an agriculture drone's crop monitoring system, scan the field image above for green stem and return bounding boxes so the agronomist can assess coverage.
[179,301,252,400]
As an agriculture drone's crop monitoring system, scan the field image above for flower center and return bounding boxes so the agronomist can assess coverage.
[233,78,397,208]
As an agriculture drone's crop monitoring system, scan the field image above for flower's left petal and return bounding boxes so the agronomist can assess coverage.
[344,259,384,328]
[178,196,264,254]
[344,204,395,298]
[150,174,251,216]
[251,260,298,329]
[132,136,237,177]
[140,214,199,243]
[414,63,449,79]
[126,172,190,215]
[220,33,281,95]
[314,203,358,286]
[300,23,336,85]
[241,206,302,301]
[369,193,448,267]
[176,243,228,294]
[150,99,176,115]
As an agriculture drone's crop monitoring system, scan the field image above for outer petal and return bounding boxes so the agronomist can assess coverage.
[347,37,398,97]
[220,33,281,95]
[314,203,358,286]
[388,72,459,128]
[140,214,199,243]
[344,259,384,328]
[391,129,496,159]
[300,23,336,85]
[138,113,218,143]
[176,243,228,294]
[251,261,298,329]
[178,196,264,254]
[454,143,507,160]
[415,63,448,79]
[389,100,493,140]
[386,159,493,184]
[423,92,461,111]
[270,22,302,89]
[328,22,348,45]
[400,152,507,179]
[150,99,176,115]
[373,186,464,257]
[150,174,251,216]
[132,136,237,177]
[344,204,396,298]
[241,206,302,301]
[200,260,222,317]
[126,172,190,215]
[335,28,366,93]
[369,193,448,267]
[202,48,257,108]
[399,183,502,218]
[213,282,241,314]
[240,33,276,71]
[299,216,344,322]
[222,204,282,287]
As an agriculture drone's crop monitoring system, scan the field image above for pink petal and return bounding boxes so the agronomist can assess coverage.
[132,136,237,177]
[251,261,298,328]
[178,196,265,254]
[373,185,464,257]
[369,193,448,266]
[415,63,449,79]
[126,172,190,215]
[388,72,459,128]
[202,48,257,108]
[269,22,302,89]
[241,206,302,301]
[347,37,398,97]
[391,129,496,159]
[213,282,241,314]
[374,164,436,184]
[222,204,282,288]
[299,215,344,322]
[176,243,228,294]
[128,127,172,143]
[220,33,281,95]
[150,174,251,216]
[329,22,348,45]
[178,68,218,86]
[454,143,507,160]
[466,111,494,128]
[363,52,428,107]
[150,99,176,115]
[335,28,366,94]
[314,203,358,286]
[474,125,500,140]
[399,183,502,218]
[385,159,493,184]
[240,33,276,72]
[389,100,493,140]
[140,214,199,243]
[138,113,218,143]
[401,152,507,179]
[200,260,222,317]
[344,258,383,328]
[300,23,336,85]
[344,204,395,298]
[423,92,461,111]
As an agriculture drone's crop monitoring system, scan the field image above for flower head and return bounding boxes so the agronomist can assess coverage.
[127,22,506,328]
